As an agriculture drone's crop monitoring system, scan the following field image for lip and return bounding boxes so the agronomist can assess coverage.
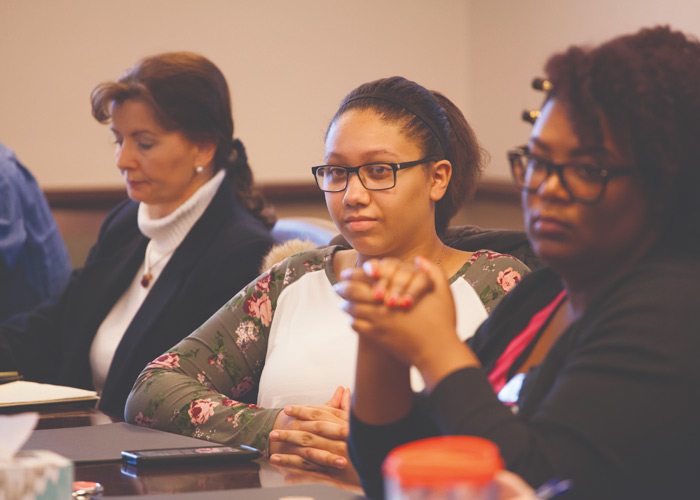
[530,212,573,236]
[344,215,378,232]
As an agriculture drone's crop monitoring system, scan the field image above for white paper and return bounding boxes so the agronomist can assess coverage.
[0,412,39,461]
[0,380,98,407]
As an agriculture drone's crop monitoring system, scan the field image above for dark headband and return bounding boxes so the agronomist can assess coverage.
[344,92,449,156]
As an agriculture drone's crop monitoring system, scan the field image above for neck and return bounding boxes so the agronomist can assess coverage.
[146,170,215,219]
[559,232,660,317]
[355,235,445,268]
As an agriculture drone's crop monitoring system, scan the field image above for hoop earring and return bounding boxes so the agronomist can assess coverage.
[195,166,204,174]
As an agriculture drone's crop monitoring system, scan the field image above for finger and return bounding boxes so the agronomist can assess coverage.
[415,256,452,295]
[340,387,351,412]
[349,317,382,338]
[324,386,345,408]
[274,418,348,440]
[269,447,347,470]
[333,280,377,304]
[270,427,348,453]
[339,265,377,283]
[396,267,435,308]
[283,404,348,423]
[381,264,425,307]
[364,259,400,303]
[339,300,387,324]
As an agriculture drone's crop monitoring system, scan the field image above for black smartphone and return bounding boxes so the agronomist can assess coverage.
[121,445,261,466]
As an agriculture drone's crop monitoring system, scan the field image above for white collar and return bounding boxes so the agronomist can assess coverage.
[137,169,226,253]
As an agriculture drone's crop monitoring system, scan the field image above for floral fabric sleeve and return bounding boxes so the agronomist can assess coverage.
[124,247,333,453]
[456,250,530,313]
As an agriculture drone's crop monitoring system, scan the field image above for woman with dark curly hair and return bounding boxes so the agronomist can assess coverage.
[0,52,275,417]
[337,26,700,499]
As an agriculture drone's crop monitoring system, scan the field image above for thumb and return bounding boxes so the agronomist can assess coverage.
[324,386,345,408]
[415,256,450,293]
[341,387,351,413]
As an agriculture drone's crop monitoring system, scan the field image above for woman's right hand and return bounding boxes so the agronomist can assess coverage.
[268,387,358,483]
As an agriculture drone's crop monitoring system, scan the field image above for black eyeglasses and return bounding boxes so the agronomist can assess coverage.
[311,157,432,192]
[507,146,636,204]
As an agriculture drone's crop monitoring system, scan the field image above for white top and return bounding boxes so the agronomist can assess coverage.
[89,170,225,393]
[257,265,488,408]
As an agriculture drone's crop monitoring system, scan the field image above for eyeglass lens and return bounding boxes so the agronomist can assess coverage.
[513,154,605,202]
[315,164,396,191]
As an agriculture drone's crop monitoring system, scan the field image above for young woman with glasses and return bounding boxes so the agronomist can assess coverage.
[337,27,700,499]
[125,76,529,479]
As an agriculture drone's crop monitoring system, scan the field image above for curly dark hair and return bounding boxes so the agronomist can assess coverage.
[91,52,275,229]
[329,76,486,236]
[543,26,700,251]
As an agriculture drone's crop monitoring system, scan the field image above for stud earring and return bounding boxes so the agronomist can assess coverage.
[195,166,204,174]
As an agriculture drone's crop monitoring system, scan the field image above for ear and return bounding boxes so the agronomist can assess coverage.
[193,139,218,168]
[428,159,452,202]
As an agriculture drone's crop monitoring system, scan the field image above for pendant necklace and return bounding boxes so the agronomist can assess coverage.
[141,244,175,288]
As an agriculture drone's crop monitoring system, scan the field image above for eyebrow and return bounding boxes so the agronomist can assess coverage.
[326,149,401,164]
[109,127,156,137]
[530,137,607,158]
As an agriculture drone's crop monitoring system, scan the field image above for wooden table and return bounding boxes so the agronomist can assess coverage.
[25,405,364,497]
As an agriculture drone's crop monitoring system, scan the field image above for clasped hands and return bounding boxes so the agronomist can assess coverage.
[267,256,473,479]
[269,386,358,483]
[335,255,471,377]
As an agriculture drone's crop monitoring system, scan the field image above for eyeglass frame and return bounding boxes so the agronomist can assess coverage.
[311,157,434,192]
[507,146,637,204]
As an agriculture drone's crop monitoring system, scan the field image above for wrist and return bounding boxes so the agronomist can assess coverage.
[269,409,286,455]
[414,333,479,393]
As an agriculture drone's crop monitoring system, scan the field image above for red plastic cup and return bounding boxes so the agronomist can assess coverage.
[383,436,504,500]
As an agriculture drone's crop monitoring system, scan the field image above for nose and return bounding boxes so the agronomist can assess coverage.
[342,172,370,206]
[537,167,571,202]
[115,140,135,171]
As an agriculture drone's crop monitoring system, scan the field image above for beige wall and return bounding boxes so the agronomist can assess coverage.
[1,0,699,189]
[0,0,471,188]
[468,1,700,181]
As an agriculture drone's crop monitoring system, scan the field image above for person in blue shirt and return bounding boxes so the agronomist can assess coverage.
[0,142,71,322]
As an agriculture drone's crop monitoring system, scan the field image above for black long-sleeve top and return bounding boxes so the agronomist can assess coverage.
[349,248,700,500]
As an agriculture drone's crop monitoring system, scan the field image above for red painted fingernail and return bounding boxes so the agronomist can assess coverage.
[386,295,397,307]
[364,263,380,278]
[374,286,385,301]
[400,296,413,308]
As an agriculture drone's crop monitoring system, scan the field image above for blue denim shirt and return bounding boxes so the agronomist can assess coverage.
[0,142,71,322]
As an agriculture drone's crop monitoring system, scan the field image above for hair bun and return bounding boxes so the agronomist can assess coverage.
[230,138,247,162]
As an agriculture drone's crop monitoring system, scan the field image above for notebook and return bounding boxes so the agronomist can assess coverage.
[0,381,99,408]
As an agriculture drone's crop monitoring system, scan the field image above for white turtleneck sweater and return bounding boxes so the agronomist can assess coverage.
[89,170,226,393]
